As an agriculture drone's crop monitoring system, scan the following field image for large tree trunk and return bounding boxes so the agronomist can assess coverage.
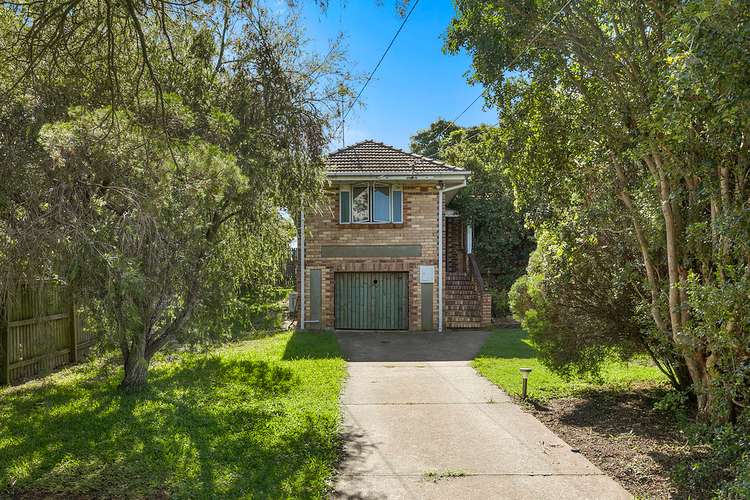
[120,331,150,391]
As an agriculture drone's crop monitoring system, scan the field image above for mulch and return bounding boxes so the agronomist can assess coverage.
[523,385,708,499]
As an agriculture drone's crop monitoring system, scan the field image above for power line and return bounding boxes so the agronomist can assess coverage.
[337,0,420,142]
[419,0,575,158]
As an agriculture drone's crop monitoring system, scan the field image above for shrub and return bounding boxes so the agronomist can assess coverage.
[673,415,750,499]
[489,287,510,318]
[508,231,689,387]
[653,390,691,424]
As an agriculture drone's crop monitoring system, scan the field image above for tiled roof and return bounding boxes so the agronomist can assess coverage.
[325,140,469,176]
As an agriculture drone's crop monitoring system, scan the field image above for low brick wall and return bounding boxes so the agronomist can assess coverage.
[480,292,492,328]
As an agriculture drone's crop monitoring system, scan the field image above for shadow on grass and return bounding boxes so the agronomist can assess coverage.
[0,353,338,498]
[282,330,342,360]
[475,328,536,360]
[163,356,298,395]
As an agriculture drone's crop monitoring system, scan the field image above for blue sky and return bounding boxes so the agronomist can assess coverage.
[293,0,496,151]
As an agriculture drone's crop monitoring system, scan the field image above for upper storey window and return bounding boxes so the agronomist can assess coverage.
[339,184,403,224]
[352,185,370,222]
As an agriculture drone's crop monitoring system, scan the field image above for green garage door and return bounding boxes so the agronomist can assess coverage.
[335,272,408,330]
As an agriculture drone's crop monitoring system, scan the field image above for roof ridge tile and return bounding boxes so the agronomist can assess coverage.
[324,138,468,175]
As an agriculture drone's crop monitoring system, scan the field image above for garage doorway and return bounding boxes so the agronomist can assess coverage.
[334,272,408,330]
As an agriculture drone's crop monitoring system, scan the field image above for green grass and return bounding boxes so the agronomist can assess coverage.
[0,331,346,499]
[473,328,667,401]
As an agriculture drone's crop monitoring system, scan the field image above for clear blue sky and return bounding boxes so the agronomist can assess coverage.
[292,0,496,151]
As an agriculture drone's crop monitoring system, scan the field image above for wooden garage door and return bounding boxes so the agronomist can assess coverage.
[334,272,408,330]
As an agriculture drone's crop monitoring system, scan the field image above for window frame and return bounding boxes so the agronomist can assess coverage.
[338,183,404,225]
[391,185,403,224]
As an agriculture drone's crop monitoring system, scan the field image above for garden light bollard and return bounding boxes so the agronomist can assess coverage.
[519,368,532,400]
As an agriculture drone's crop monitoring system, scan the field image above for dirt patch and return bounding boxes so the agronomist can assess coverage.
[525,385,707,499]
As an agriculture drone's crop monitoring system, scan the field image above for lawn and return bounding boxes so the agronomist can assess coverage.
[473,328,667,401]
[0,331,346,498]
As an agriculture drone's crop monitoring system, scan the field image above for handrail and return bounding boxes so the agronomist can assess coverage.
[468,253,486,291]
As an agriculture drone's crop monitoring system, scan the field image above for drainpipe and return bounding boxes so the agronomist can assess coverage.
[438,180,467,333]
[299,208,305,330]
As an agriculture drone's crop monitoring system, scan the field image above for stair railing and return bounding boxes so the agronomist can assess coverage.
[468,254,486,292]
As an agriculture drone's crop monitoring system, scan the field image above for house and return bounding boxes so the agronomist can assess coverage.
[297,140,491,331]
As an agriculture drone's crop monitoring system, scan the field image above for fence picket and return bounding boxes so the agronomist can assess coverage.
[1,284,92,385]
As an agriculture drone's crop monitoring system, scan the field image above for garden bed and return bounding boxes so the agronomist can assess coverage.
[526,386,707,498]
[473,328,707,498]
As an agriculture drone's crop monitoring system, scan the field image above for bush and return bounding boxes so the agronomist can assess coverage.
[508,274,537,321]
[653,390,690,424]
[673,415,750,499]
[489,287,510,318]
[242,302,286,331]
[507,231,688,386]
[188,286,291,345]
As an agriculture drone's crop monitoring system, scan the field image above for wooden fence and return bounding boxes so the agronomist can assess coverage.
[1,283,95,385]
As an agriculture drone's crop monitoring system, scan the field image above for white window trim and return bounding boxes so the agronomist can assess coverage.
[392,185,403,224]
[339,183,404,225]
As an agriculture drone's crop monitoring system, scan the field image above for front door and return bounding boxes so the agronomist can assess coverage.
[334,272,408,330]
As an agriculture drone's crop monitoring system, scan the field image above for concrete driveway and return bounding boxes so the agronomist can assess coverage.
[333,331,631,500]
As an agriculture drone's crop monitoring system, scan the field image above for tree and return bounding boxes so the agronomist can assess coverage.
[410,122,534,315]
[0,2,349,389]
[409,118,461,157]
[447,0,750,419]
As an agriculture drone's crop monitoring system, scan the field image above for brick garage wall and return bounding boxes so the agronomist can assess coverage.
[299,184,439,330]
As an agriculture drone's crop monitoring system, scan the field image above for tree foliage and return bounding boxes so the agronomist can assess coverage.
[447,0,750,421]
[0,1,349,389]
[410,121,534,315]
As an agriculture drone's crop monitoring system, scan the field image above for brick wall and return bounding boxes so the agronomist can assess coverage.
[481,292,492,328]
[445,217,465,274]
[299,184,440,330]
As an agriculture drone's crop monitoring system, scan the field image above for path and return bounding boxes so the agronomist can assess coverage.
[333,331,631,499]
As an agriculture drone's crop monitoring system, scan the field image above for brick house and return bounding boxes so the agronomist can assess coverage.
[297,140,491,331]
